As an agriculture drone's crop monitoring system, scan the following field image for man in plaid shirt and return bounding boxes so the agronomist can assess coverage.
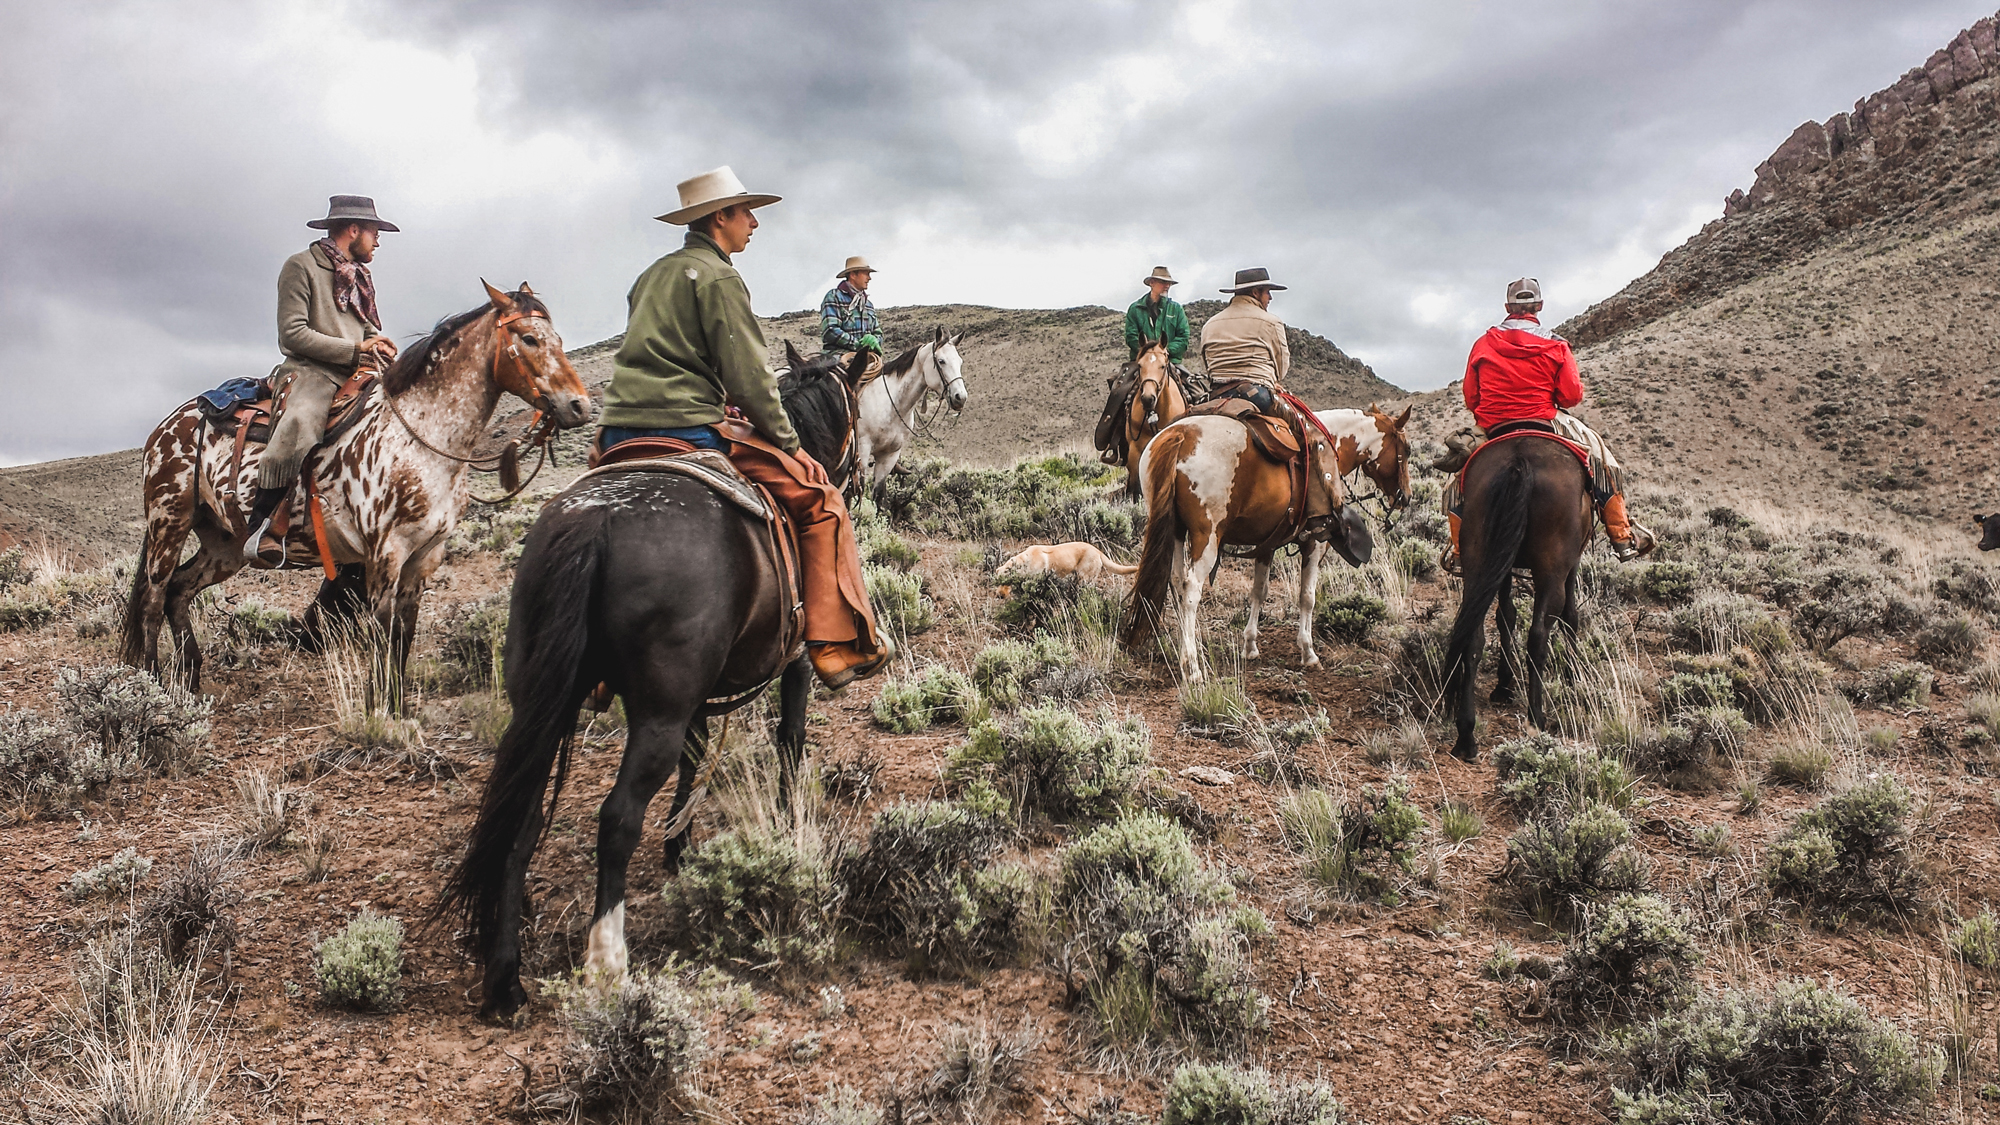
[820,255,882,373]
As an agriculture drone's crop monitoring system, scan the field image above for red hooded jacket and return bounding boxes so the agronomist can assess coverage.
[1462,315,1582,430]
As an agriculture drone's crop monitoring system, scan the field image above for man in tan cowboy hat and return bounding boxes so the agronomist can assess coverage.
[1199,267,1344,541]
[1094,265,1196,464]
[820,256,882,362]
[598,166,887,688]
[244,195,400,563]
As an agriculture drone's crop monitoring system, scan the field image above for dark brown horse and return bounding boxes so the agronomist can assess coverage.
[1442,432,1592,761]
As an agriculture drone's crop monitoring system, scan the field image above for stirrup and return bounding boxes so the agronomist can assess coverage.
[1439,546,1461,576]
[1612,539,1643,562]
[242,517,285,567]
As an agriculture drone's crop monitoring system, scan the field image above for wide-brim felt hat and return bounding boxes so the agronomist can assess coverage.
[306,195,399,232]
[1142,265,1178,287]
[656,165,782,225]
[1220,267,1285,293]
[837,255,876,278]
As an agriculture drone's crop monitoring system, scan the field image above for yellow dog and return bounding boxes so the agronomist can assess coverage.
[995,542,1138,581]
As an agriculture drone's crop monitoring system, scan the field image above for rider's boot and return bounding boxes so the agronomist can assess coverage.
[1600,493,1656,562]
[241,486,289,566]
[1294,433,1344,544]
[809,639,893,690]
[1440,511,1462,576]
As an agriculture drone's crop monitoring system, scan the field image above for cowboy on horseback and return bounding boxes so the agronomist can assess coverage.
[1438,278,1656,575]
[821,255,882,369]
[1199,267,1344,541]
[1095,266,1196,464]
[244,195,401,563]
[597,166,888,689]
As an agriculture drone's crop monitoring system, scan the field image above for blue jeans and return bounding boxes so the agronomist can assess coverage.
[597,424,727,453]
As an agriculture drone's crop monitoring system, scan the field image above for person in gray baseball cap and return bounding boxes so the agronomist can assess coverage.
[243,195,401,564]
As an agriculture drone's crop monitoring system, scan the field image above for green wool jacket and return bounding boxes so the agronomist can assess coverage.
[602,231,799,452]
[1123,293,1190,362]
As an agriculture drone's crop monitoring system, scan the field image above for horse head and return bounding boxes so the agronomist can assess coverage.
[1361,402,1413,510]
[927,325,968,411]
[481,280,594,429]
[1976,513,2000,552]
[1135,337,1171,414]
[1327,504,1375,568]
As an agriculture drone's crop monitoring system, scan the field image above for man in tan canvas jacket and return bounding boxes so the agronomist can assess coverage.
[243,195,400,563]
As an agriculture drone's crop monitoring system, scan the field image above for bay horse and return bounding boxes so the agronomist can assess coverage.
[1120,414,1373,682]
[1119,339,1186,499]
[434,354,859,1018]
[854,326,968,503]
[1441,432,1592,761]
[121,283,594,694]
[1315,404,1414,517]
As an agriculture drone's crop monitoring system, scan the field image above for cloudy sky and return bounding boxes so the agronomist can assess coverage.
[3,0,1994,464]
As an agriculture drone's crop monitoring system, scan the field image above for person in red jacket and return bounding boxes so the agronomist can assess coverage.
[1441,278,1653,573]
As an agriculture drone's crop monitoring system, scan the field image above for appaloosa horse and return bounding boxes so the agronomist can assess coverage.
[1316,404,1414,517]
[121,283,594,693]
[854,326,968,503]
[1121,413,1373,681]
[1441,430,1592,761]
[1120,339,1186,499]
[434,355,860,1018]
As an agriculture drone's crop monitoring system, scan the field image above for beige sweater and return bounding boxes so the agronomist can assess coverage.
[276,243,377,384]
[1199,295,1290,388]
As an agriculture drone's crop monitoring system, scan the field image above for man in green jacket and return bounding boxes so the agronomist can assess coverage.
[599,166,886,688]
[1095,265,1193,462]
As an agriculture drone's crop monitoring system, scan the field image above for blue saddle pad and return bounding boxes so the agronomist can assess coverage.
[197,377,267,414]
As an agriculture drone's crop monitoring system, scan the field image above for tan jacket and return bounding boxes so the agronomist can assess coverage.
[276,244,378,386]
[1199,295,1290,388]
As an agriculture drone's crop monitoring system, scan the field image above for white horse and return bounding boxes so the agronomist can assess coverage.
[855,326,968,502]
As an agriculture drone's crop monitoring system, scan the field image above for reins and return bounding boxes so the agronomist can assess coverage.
[379,308,562,505]
[880,343,962,441]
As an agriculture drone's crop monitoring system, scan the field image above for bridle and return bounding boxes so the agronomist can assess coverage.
[883,341,966,440]
[380,307,563,504]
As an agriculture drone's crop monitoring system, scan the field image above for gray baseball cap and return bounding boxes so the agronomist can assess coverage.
[1505,277,1542,304]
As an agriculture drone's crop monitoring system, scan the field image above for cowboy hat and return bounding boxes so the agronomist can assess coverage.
[1219,267,1285,293]
[306,195,399,232]
[1141,265,1178,287]
[837,255,876,278]
[656,166,782,225]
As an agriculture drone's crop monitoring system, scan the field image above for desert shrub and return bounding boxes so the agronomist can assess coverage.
[865,564,934,636]
[66,847,154,900]
[838,800,1029,971]
[802,1086,884,1125]
[1391,538,1437,580]
[0,593,57,632]
[659,826,842,972]
[1161,1061,1357,1125]
[1387,616,1452,707]
[1839,661,1930,708]
[1950,909,2000,970]
[1766,742,1834,788]
[1361,720,1430,769]
[233,768,307,854]
[1180,677,1258,743]
[995,570,1118,637]
[1055,812,1267,1051]
[1763,776,1922,914]
[0,546,29,590]
[971,634,1075,710]
[1493,734,1636,816]
[60,929,222,1125]
[1669,593,1788,655]
[137,846,241,963]
[1264,709,1331,755]
[313,909,404,1010]
[1623,708,1748,778]
[0,709,140,809]
[1281,782,1424,902]
[1657,669,1736,715]
[946,704,1149,822]
[1606,980,1942,1125]
[925,1018,1042,1114]
[1914,612,1980,672]
[1552,894,1702,1022]
[1932,559,2000,615]
[1636,562,1700,605]
[855,508,921,572]
[1505,802,1649,915]
[1314,591,1389,645]
[1794,587,1891,651]
[546,966,707,1112]
[435,595,508,689]
[222,597,291,650]
[1484,940,1522,981]
[1694,822,1737,857]
[871,665,981,733]
[56,665,211,772]
[877,454,1135,546]
[1438,800,1484,843]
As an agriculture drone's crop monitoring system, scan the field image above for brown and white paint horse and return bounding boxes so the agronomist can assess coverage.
[121,283,594,692]
[1121,339,1186,499]
[1315,404,1413,515]
[1121,413,1374,681]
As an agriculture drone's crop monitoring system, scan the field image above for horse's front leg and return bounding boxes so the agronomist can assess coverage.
[1491,572,1518,706]
[1524,577,1567,731]
[589,705,693,986]
[1294,541,1323,668]
[1244,555,1270,661]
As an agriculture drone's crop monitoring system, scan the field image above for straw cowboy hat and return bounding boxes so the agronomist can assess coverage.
[306,195,399,232]
[837,256,876,279]
[656,166,782,225]
[1219,267,1286,293]
[1141,265,1178,287]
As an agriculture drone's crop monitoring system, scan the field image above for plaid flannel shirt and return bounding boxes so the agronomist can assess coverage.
[819,280,880,352]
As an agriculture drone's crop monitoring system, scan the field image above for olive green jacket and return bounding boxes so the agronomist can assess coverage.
[602,232,799,452]
[277,243,378,386]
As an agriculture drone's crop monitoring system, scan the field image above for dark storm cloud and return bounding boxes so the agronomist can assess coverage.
[3,0,1995,463]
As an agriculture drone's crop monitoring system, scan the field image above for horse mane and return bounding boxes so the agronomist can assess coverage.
[380,290,550,395]
[878,343,924,382]
[779,354,854,483]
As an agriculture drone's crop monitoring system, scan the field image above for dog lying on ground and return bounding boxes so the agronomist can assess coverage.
[995,541,1138,581]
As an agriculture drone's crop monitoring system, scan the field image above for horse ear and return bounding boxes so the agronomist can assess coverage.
[1395,405,1412,428]
[519,281,535,295]
[950,331,963,346]
[844,349,871,386]
[481,279,511,309]
[784,340,807,373]
[934,325,946,345]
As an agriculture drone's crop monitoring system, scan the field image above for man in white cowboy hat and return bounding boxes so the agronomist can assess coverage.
[597,166,887,689]
[1094,265,1195,463]
[244,194,401,564]
[820,255,882,365]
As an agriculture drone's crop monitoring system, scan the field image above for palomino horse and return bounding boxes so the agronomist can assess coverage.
[435,356,859,1018]
[1121,414,1373,681]
[1120,339,1186,499]
[1442,432,1592,761]
[1315,404,1414,516]
[121,283,594,693]
[854,326,968,503]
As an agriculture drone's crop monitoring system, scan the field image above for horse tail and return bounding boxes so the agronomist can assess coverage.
[431,508,606,962]
[1121,424,1192,648]
[119,538,150,667]
[1443,452,1533,703]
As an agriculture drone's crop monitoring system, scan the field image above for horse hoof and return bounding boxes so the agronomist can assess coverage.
[1450,743,1478,763]
[1302,652,1321,669]
[1490,687,1515,706]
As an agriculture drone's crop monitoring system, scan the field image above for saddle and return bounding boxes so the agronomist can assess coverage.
[1454,420,1593,495]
